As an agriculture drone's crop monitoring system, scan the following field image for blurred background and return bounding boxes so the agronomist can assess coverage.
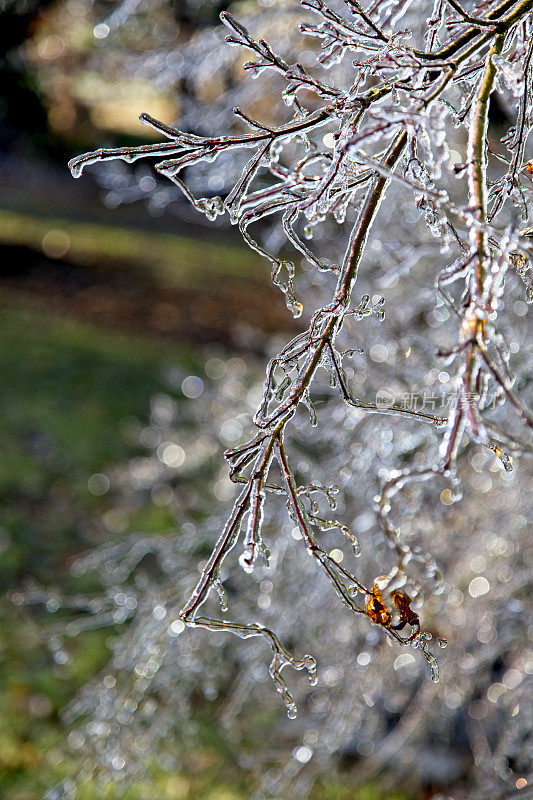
[0,2,531,800]
[0,1,296,797]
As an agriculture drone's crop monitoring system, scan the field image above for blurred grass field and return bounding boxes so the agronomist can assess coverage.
[0,302,192,588]
[0,302,192,798]
[0,209,256,288]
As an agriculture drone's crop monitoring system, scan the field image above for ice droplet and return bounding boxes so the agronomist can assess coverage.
[239,551,255,573]
[292,301,304,318]
[287,703,297,719]
[68,159,83,179]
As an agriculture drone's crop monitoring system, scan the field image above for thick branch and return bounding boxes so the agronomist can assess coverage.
[467,32,505,298]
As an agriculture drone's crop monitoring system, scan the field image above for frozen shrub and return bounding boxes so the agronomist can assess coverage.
[28,0,533,796]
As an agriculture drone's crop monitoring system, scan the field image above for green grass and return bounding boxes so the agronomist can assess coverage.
[0,209,261,290]
[0,303,198,587]
[0,302,202,798]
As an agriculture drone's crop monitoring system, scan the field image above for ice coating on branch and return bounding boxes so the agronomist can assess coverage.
[269,649,318,719]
